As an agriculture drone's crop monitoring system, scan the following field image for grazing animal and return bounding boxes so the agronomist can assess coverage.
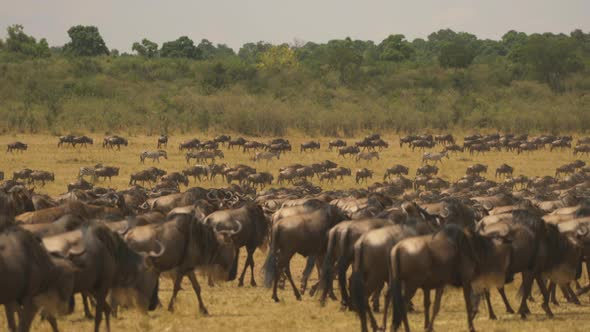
[384,165,409,180]
[183,165,210,182]
[253,151,280,163]
[186,150,224,164]
[338,146,360,158]
[300,141,321,152]
[57,135,75,147]
[72,135,93,147]
[28,171,55,186]
[355,168,374,184]
[422,151,449,165]
[102,135,128,150]
[495,163,514,178]
[356,151,379,162]
[179,138,200,151]
[95,166,120,181]
[328,139,347,151]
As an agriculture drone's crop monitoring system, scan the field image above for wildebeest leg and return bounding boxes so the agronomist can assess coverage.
[428,287,444,332]
[549,282,559,305]
[372,285,382,313]
[285,261,302,301]
[309,255,325,296]
[248,246,257,287]
[300,256,315,294]
[423,288,431,331]
[567,284,581,305]
[535,275,554,318]
[517,272,534,319]
[462,284,476,332]
[82,293,94,319]
[5,302,17,332]
[337,255,352,309]
[484,289,497,320]
[93,293,106,332]
[187,272,209,315]
[19,298,40,332]
[45,313,59,332]
[238,247,254,287]
[382,286,391,331]
[167,273,184,312]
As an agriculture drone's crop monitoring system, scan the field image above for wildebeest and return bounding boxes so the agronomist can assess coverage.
[72,135,93,147]
[7,141,27,153]
[28,170,55,186]
[246,172,274,188]
[466,163,488,176]
[179,138,201,151]
[13,168,33,182]
[140,150,168,163]
[264,204,346,302]
[328,139,347,151]
[228,137,247,150]
[555,163,576,178]
[183,165,210,182]
[67,178,93,192]
[130,169,158,186]
[157,135,168,148]
[384,165,409,180]
[43,224,162,332]
[124,211,238,314]
[389,225,511,332]
[57,135,75,147]
[102,135,128,150]
[416,164,439,177]
[300,141,321,152]
[356,168,373,184]
[338,146,360,158]
[160,172,189,187]
[203,203,269,287]
[1,226,78,332]
[214,134,232,146]
[95,166,120,181]
[495,163,514,178]
[574,144,590,156]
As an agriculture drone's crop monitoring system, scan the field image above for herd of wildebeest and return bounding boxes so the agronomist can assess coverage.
[3,132,590,332]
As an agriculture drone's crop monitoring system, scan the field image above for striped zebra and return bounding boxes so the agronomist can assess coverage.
[140,150,168,163]
[79,166,97,182]
[422,151,449,165]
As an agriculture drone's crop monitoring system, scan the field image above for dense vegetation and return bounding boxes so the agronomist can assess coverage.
[1,25,589,136]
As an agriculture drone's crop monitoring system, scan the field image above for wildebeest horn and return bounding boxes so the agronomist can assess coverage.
[439,207,450,218]
[482,201,493,211]
[577,224,589,236]
[148,240,166,257]
[67,245,86,258]
[206,191,219,201]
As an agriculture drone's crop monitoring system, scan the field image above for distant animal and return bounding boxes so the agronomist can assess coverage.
[495,163,514,178]
[29,170,55,186]
[384,165,409,180]
[140,150,168,163]
[422,151,449,164]
[72,135,93,147]
[186,150,224,164]
[157,135,168,148]
[355,151,379,162]
[338,146,360,158]
[253,151,280,163]
[328,139,347,151]
[300,141,320,152]
[102,135,128,150]
[355,168,373,184]
[7,141,27,153]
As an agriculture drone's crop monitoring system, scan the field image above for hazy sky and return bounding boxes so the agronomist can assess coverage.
[2,0,589,52]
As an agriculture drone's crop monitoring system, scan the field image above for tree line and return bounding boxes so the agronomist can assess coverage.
[0,24,589,135]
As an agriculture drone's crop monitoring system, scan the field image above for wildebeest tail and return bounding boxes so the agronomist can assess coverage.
[263,225,279,288]
[391,248,405,331]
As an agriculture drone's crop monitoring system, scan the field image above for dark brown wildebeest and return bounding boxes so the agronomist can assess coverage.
[16,200,126,224]
[409,140,435,152]
[469,143,491,155]
[295,166,314,181]
[183,165,210,182]
[1,226,78,332]
[72,135,93,147]
[338,146,360,158]
[434,134,455,145]
[214,134,231,146]
[246,172,274,188]
[442,144,464,154]
[58,135,75,147]
[7,141,27,153]
[157,135,168,148]
[424,177,450,191]
[43,224,162,332]
[549,139,571,151]
[0,171,4,181]
[476,210,584,321]
[243,141,267,153]
[349,215,440,332]
[389,224,512,332]
[416,164,438,177]
[13,168,33,182]
[263,204,346,302]
[399,135,418,148]
[318,171,337,184]
[466,163,488,176]
[319,218,394,307]
[228,137,247,150]
[28,170,55,186]
[95,166,120,181]
[124,211,238,314]
[555,163,576,178]
[179,138,200,151]
[384,165,409,180]
[102,135,128,150]
[355,168,373,184]
[161,172,189,187]
[129,169,157,186]
[300,141,320,152]
[203,203,269,287]
[329,139,347,151]
[67,178,93,192]
[200,140,219,151]
[226,169,250,185]
[329,167,352,180]
[495,163,514,178]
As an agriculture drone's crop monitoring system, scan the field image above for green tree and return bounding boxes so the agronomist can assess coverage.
[516,34,584,91]
[4,24,51,58]
[132,38,158,58]
[324,38,363,85]
[378,34,415,62]
[238,41,272,63]
[438,33,478,69]
[160,36,201,59]
[64,25,109,56]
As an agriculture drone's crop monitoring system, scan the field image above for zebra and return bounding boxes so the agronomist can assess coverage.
[140,150,168,163]
[78,163,103,181]
[422,151,449,165]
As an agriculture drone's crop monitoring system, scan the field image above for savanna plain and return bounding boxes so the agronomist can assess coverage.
[1,133,589,332]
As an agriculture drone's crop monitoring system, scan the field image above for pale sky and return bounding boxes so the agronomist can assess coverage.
[1,0,589,52]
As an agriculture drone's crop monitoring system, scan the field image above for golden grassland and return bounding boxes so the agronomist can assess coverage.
[0,133,589,331]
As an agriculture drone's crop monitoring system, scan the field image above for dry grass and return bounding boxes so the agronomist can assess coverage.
[1,133,590,331]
